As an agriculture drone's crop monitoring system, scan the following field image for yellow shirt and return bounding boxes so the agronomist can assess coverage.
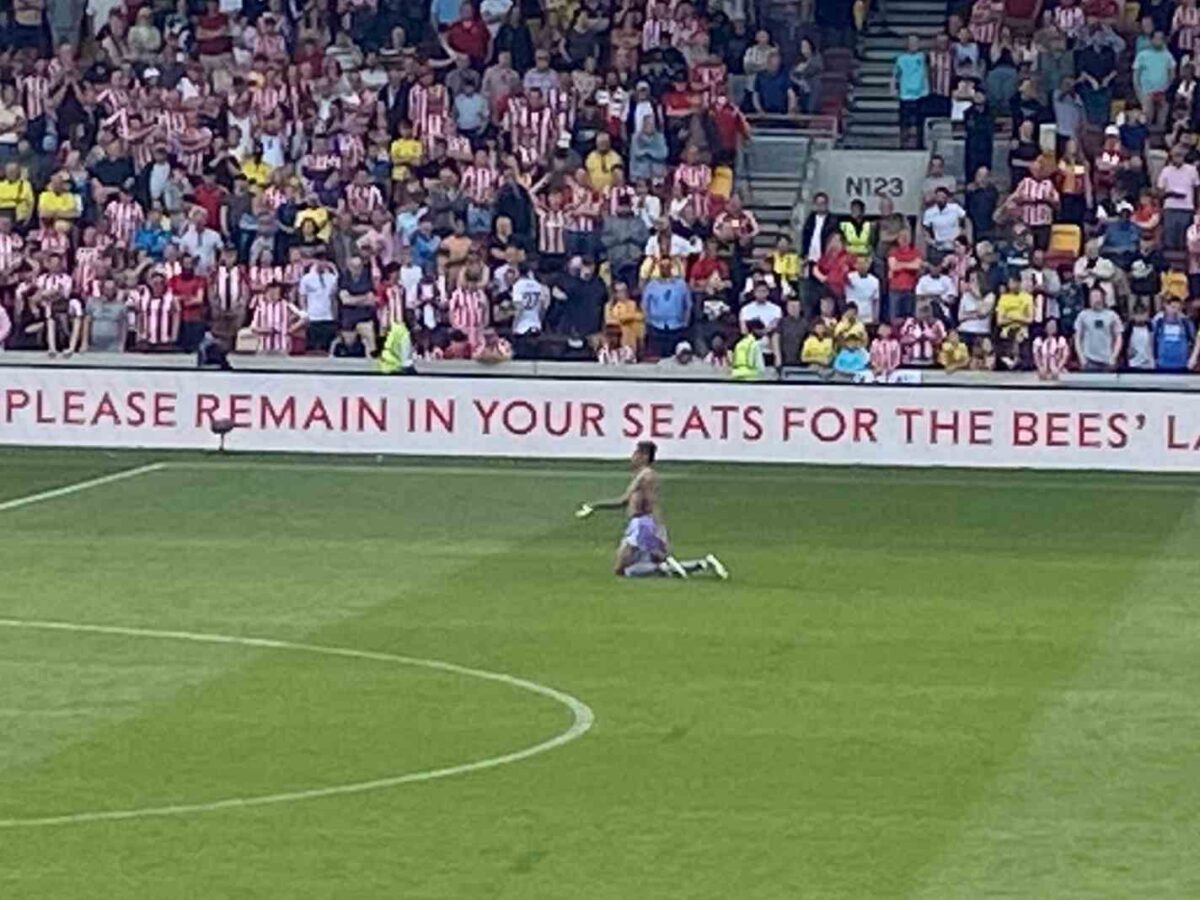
[295,206,332,242]
[995,291,1033,325]
[389,137,423,181]
[801,335,834,365]
[37,188,79,221]
[834,318,867,345]
[585,150,622,192]
[939,340,969,369]
[240,158,272,189]
[0,177,33,221]
[1161,270,1188,301]
[605,298,645,348]
[773,251,802,281]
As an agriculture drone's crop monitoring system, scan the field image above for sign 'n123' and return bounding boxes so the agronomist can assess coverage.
[812,150,932,216]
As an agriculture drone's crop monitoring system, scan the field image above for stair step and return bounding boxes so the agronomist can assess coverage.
[842,134,904,149]
[851,96,900,110]
[847,110,900,125]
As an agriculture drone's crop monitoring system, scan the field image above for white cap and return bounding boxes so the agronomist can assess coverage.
[675,340,693,355]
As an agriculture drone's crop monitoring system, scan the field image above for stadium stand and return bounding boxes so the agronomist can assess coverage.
[0,0,1197,378]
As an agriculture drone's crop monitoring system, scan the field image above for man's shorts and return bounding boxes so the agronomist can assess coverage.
[621,515,668,562]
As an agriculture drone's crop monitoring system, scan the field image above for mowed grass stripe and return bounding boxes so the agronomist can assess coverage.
[905,499,1200,900]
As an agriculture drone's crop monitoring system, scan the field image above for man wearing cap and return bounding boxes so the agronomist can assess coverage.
[1099,201,1139,267]
[656,340,697,369]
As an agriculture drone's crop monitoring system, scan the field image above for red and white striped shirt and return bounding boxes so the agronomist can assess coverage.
[335,133,365,169]
[597,344,636,364]
[928,49,953,97]
[1053,5,1086,38]
[131,289,179,345]
[968,0,1004,46]
[73,246,103,297]
[261,185,287,211]
[1033,334,1070,375]
[448,286,489,345]
[691,61,728,103]
[157,260,184,282]
[870,337,902,373]
[408,83,450,137]
[1173,5,1200,53]
[249,263,284,293]
[300,152,341,185]
[1011,177,1060,226]
[536,207,567,255]
[34,228,71,257]
[461,165,499,205]
[251,297,298,353]
[674,163,712,194]
[251,83,288,120]
[505,102,557,159]
[345,183,385,219]
[105,198,145,247]
[642,16,670,51]
[157,110,187,140]
[605,185,637,215]
[211,264,250,313]
[900,318,946,365]
[376,282,406,329]
[567,186,600,232]
[546,87,577,131]
[19,74,50,120]
[0,232,24,273]
[32,271,73,300]
[97,86,131,115]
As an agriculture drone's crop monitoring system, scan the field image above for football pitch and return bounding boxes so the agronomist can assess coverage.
[0,448,1197,899]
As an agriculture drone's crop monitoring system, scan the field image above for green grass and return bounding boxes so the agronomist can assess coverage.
[0,449,1197,898]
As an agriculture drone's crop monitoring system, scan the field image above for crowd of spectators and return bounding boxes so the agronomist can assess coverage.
[835,0,1200,378]
[0,0,811,370]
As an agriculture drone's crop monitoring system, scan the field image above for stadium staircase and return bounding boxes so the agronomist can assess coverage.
[737,124,838,251]
[844,0,946,149]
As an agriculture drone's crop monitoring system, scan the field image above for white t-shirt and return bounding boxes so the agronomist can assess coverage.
[915,273,957,307]
[511,276,549,335]
[922,202,965,245]
[738,299,783,333]
[956,289,993,335]
[844,272,880,324]
[298,269,339,322]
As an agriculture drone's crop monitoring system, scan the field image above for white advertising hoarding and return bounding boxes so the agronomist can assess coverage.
[3,368,1200,471]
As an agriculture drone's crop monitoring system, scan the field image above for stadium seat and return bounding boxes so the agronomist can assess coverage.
[1046,225,1082,267]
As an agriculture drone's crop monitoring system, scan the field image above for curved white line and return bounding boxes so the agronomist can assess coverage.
[0,618,595,828]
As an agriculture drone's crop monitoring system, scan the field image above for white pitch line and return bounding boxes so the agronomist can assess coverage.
[0,618,595,829]
[0,463,167,513]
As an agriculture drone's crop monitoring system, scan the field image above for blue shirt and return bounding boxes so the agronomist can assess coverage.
[642,278,692,330]
[1134,47,1174,94]
[894,52,929,101]
[1101,219,1139,255]
[454,93,488,132]
[432,0,463,27]
[411,231,441,272]
[1153,314,1194,370]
